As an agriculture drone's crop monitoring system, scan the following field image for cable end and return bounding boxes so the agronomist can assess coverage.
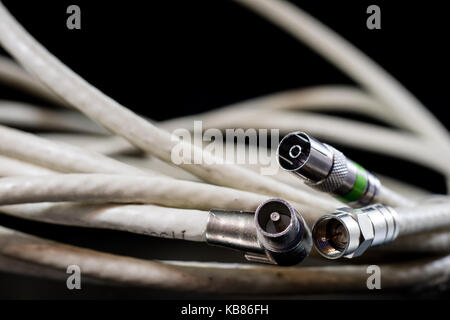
[277,131,333,181]
[206,199,312,266]
[312,204,399,259]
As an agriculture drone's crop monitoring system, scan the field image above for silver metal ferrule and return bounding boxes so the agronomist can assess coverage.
[312,204,399,259]
[205,209,263,254]
[205,199,312,266]
[277,131,381,207]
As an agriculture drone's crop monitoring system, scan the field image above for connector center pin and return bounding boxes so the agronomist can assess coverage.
[288,145,302,159]
[270,212,281,222]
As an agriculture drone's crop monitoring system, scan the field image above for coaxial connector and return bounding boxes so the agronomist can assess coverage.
[205,198,312,266]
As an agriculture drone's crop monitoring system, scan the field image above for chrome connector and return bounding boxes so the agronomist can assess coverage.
[205,199,312,266]
[312,204,399,259]
[277,132,380,207]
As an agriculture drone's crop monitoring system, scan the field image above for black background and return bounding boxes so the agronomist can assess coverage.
[0,0,449,299]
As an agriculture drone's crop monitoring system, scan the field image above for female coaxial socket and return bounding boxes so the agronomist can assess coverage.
[277,131,380,207]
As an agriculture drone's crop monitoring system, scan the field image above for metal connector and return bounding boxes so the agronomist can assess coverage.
[312,204,399,259]
[277,131,380,207]
[205,199,312,266]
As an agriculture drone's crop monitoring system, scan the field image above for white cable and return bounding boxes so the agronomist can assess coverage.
[1,225,450,293]
[162,108,450,176]
[114,151,339,209]
[141,140,339,207]
[0,125,150,175]
[113,155,202,182]
[0,100,107,134]
[2,200,448,256]
[376,185,417,208]
[0,226,208,290]
[206,140,415,208]
[4,176,449,249]
[235,0,450,148]
[0,174,324,222]
[0,154,55,176]
[39,134,138,156]
[202,141,429,203]
[49,85,413,157]
[0,55,67,106]
[0,203,208,241]
[161,86,405,131]
[0,0,448,295]
[382,229,450,253]
[244,110,449,174]
[376,174,429,201]
[164,256,450,294]
[0,2,338,212]
[42,131,422,207]
[397,202,450,236]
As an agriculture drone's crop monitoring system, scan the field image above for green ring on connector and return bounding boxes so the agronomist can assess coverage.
[338,163,368,202]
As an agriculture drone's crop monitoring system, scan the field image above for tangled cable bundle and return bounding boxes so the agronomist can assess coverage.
[0,0,450,297]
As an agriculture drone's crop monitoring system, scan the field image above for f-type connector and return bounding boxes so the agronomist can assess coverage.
[277,132,380,207]
[205,199,312,266]
[312,204,399,259]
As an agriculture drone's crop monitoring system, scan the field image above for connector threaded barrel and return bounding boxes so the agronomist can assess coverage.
[312,204,399,259]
